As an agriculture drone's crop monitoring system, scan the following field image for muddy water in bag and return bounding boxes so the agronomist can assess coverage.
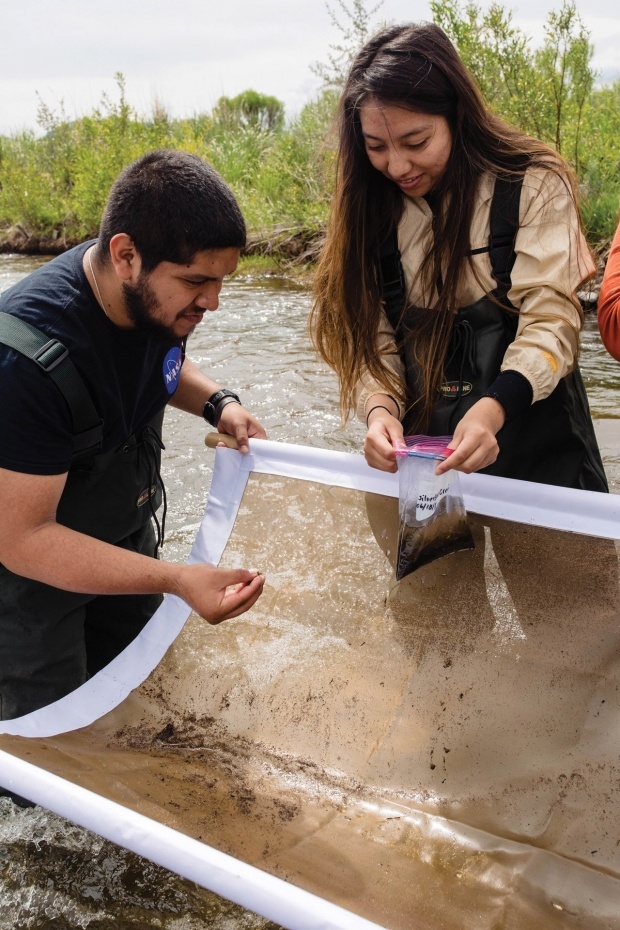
[395,436,474,580]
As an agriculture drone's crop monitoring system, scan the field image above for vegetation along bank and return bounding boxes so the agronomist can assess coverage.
[1,0,618,299]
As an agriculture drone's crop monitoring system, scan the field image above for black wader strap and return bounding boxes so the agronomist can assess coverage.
[0,313,103,455]
[488,175,524,301]
[379,233,407,330]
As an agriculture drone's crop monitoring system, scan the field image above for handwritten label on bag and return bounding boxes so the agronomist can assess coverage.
[416,473,450,521]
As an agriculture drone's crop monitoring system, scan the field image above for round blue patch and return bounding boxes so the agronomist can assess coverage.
[163,347,183,395]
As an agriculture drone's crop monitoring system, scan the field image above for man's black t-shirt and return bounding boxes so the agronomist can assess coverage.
[0,242,184,475]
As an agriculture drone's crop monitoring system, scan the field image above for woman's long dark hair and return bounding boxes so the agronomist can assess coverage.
[310,23,575,430]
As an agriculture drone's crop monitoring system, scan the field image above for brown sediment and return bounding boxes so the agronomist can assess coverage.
[396,503,475,580]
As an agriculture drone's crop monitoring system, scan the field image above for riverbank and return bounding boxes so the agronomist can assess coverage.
[0,222,322,257]
[0,223,323,293]
[1,222,611,309]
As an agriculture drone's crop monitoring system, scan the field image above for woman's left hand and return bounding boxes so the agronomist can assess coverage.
[435,397,506,475]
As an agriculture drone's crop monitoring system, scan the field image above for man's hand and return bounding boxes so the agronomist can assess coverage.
[173,564,265,624]
[364,406,406,473]
[0,466,265,624]
[435,397,506,475]
[170,358,266,453]
[217,403,266,454]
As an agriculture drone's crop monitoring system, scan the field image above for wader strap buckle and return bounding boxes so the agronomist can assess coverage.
[32,339,69,372]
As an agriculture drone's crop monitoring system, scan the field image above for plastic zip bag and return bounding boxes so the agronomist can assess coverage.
[394,435,475,581]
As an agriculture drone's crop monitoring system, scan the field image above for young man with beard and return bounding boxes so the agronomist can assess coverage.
[0,150,265,723]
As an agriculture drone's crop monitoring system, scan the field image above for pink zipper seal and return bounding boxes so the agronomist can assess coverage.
[394,435,454,459]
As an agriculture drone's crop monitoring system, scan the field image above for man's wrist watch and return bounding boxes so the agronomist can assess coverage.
[202,389,242,426]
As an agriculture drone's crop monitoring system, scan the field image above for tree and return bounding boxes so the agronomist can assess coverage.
[431,0,541,133]
[212,90,285,132]
[534,3,594,168]
[430,0,595,169]
[311,0,385,89]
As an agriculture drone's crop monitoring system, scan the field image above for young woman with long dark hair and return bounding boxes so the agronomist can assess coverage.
[311,23,607,491]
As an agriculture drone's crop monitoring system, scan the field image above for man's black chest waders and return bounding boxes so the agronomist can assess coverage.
[379,177,608,492]
[0,312,165,544]
[0,312,167,720]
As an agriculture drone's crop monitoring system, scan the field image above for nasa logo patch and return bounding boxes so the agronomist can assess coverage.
[163,347,182,395]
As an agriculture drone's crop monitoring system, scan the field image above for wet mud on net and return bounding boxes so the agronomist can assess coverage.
[2,469,620,929]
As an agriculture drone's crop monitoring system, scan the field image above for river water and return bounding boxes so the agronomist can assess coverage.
[0,253,619,928]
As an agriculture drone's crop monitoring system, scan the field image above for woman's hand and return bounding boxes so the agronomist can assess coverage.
[435,397,506,475]
[364,405,405,473]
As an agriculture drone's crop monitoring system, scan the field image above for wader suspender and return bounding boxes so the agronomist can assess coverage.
[0,313,103,456]
[379,231,407,328]
[379,175,524,325]
[483,175,522,303]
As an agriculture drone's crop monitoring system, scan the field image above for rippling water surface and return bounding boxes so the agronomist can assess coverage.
[1,253,619,928]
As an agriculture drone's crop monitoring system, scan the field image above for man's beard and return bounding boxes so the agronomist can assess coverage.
[122,274,178,342]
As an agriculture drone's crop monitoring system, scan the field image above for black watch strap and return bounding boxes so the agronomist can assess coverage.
[213,396,242,425]
[202,389,241,426]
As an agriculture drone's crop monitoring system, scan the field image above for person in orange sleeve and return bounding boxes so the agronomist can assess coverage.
[597,221,620,361]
